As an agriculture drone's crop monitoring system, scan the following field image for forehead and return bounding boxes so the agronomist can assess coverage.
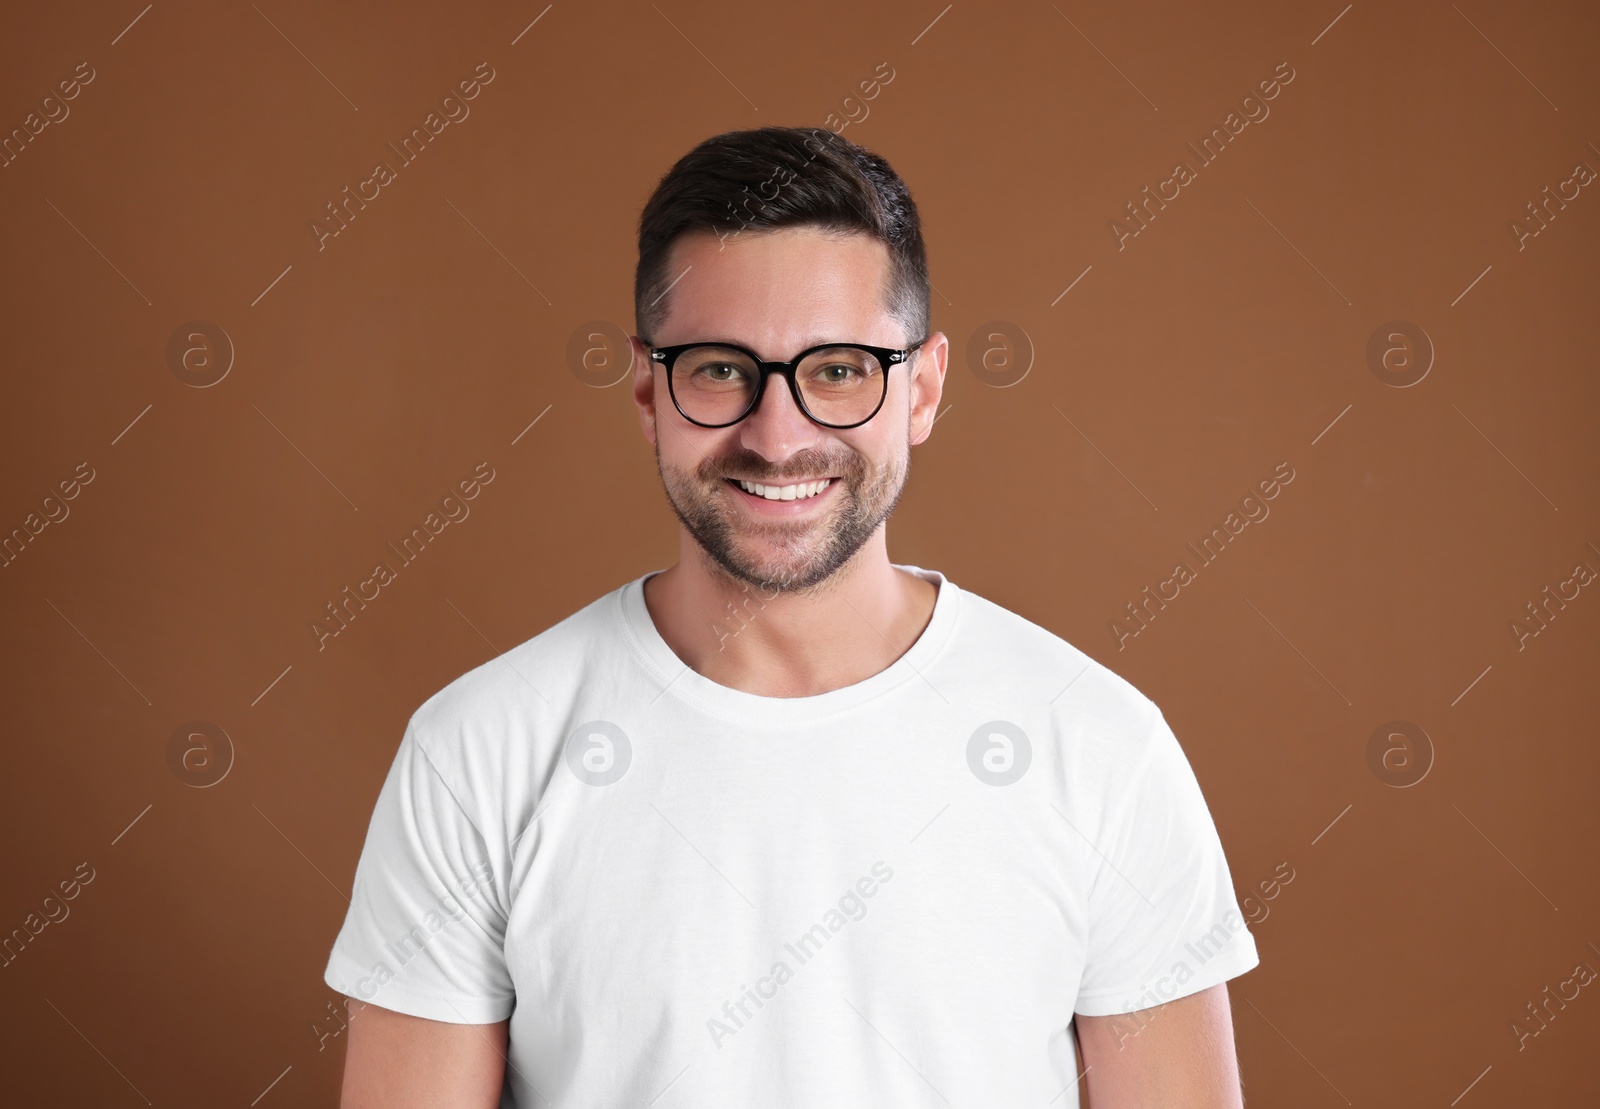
[658,227,900,354]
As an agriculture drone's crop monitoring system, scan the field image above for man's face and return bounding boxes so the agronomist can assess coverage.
[632,226,944,595]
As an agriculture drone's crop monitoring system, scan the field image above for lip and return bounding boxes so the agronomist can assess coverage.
[723,476,840,514]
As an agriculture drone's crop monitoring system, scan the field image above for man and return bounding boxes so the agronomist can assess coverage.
[324,125,1258,1107]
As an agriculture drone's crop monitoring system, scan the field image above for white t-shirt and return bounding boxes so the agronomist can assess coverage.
[323,564,1258,1107]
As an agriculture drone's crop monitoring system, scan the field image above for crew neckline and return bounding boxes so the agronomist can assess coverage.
[615,563,961,726]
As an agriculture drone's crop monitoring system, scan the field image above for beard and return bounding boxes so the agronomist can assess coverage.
[655,433,909,597]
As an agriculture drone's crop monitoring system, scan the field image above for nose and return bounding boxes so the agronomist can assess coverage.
[737,370,822,457]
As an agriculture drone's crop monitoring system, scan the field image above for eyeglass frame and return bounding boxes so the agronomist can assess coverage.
[643,337,928,430]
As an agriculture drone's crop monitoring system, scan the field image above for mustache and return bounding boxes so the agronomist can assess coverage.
[703,450,860,484]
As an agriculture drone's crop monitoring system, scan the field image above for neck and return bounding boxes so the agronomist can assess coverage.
[641,534,937,698]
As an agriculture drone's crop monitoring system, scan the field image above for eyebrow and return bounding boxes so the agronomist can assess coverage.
[694,337,850,354]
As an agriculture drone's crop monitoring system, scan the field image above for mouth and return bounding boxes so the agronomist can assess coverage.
[723,476,838,505]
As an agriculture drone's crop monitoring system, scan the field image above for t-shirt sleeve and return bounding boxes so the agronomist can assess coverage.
[323,719,515,1024]
[1072,706,1259,1017]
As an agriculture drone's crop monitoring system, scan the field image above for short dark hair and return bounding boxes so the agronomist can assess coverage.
[634,126,930,348]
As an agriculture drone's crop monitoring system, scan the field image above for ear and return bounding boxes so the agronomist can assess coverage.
[906,332,949,447]
[631,336,659,447]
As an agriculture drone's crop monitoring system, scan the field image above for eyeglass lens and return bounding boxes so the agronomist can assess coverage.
[671,346,886,426]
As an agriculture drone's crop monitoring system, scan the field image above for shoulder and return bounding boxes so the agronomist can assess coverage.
[948,582,1160,727]
[946,581,1170,789]
[403,583,624,792]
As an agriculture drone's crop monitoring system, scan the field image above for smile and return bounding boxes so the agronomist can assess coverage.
[726,477,835,502]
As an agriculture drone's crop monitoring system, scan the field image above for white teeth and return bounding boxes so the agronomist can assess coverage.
[736,478,833,501]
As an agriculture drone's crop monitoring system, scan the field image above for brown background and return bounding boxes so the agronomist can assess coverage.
[2,0,1597,1105]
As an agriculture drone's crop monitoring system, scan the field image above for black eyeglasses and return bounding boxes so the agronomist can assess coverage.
[644,338,926,429]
